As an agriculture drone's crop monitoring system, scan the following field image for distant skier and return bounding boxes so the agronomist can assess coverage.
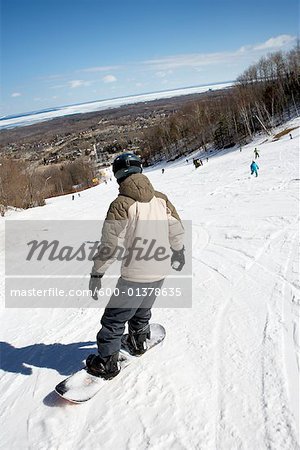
[193,158,201,169]
[289,133,293,139]
[162,168,165,174]
[250,161,259,177]
[254,148,259,159]
[87,153,185,379]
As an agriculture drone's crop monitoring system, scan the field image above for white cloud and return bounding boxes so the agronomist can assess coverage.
[253,34,296,51]
[51,84,66,89]
[37,73,65,81]
[80,65,120,73]
[69,79,91,88]
[38,35,296,91]
[144,52,234,70]
[102,75,117,83]
[142,35,297,71]
[155,70,173,78]
[11,92,21,97]
[51,79,92,89]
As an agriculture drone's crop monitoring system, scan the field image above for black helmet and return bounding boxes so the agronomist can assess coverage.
[112,152,143,180]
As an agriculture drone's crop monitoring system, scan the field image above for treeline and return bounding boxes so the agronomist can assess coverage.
[0,159,94,212]
[42,160,94,198]
[140,44,300,164]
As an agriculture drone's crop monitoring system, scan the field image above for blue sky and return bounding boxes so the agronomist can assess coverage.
[1,0,299,116]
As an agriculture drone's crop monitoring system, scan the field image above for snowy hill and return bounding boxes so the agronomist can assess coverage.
[0,118,299,449]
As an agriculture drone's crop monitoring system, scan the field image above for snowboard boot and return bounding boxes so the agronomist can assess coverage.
[85,352,120,379]
[127,324,151,356]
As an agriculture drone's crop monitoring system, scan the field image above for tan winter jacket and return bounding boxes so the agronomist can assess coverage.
[93,173,184,282]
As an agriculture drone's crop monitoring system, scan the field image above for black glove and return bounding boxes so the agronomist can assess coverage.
[171,246,185,271]
[89,269,103,300]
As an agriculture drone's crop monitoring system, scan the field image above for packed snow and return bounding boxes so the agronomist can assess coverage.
[0,118,299,449]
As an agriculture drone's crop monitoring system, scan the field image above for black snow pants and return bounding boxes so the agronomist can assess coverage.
[97,277,164,358]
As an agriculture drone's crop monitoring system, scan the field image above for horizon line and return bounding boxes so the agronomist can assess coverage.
[1,79,234,121]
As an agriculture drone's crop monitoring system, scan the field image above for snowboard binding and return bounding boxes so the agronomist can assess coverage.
[85,353,120,379]
[126,324,151,356]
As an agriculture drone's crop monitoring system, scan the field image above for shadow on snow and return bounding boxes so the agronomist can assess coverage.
[0,340,96,376]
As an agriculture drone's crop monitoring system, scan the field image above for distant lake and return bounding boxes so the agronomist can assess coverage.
[0,81,233,130]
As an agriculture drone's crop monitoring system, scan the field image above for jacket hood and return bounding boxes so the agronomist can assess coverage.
[119,173,154,202]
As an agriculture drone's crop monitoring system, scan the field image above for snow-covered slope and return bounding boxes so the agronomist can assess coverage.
[0,119,299,449]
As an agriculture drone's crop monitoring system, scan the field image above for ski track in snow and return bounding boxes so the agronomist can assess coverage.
[0,118,299,449]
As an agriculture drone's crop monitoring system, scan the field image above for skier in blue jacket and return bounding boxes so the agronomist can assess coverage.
[250,161,259,177]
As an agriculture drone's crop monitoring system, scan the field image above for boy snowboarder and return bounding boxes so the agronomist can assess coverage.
[250,160,259,177]
[87,153,185,379]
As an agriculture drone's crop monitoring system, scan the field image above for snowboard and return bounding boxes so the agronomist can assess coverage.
[55,323,166,403]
